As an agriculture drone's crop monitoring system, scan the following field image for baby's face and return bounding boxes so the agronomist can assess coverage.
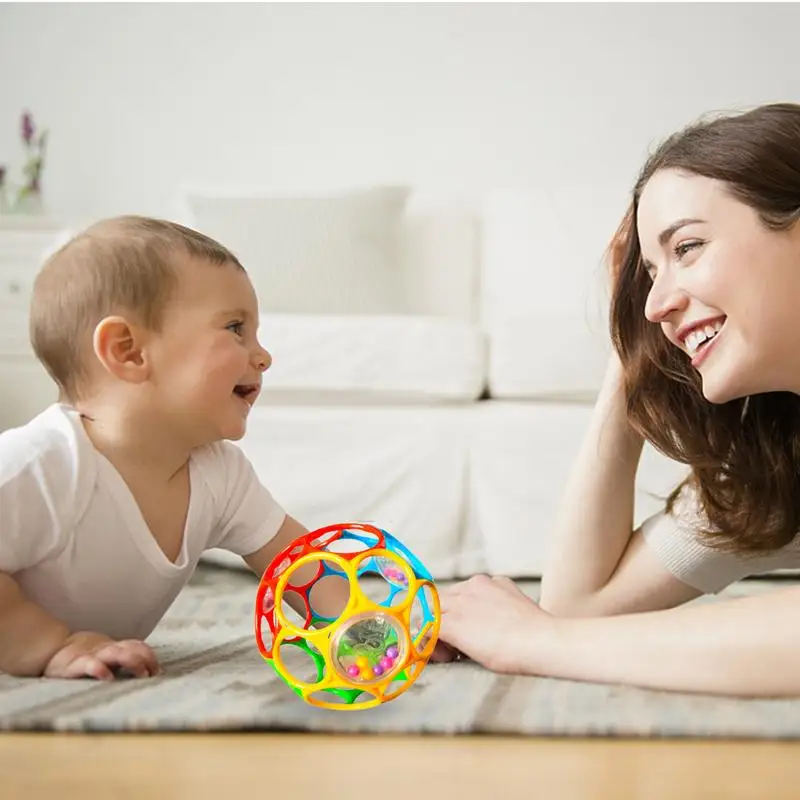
[147,257,271,444]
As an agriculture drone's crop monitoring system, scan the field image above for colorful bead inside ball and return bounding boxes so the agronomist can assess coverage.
[262,586,275,613]
[375,557,410,588]
[332,612,405,685]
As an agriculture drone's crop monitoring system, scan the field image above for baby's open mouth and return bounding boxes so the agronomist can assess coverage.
[233,384,259,402]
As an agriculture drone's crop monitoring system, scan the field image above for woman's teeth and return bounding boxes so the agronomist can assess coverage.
[686,320,724,357]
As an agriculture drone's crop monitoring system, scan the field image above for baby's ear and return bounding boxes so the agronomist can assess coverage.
[92,315,150,385]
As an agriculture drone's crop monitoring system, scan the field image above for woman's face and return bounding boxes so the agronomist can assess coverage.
[637,168,800,403]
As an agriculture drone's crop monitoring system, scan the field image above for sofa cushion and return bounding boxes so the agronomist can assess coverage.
[258,313,486,403]
[398,197,480,323]
[480,186,630,400]
[232,405,472,579]
[467,401,690,577]
[487,312,610,401]
[186,186,411,315]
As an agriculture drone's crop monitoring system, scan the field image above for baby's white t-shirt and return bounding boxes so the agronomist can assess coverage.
[0,404,286,641]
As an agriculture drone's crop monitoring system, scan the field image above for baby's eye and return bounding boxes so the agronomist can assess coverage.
[226,321,244,337]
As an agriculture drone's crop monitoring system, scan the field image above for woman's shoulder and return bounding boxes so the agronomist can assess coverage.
[642,479,800,592]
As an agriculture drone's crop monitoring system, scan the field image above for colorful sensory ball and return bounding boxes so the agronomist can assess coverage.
[254,522,441,710]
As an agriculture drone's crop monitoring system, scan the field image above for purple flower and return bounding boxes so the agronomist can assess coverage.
[21,112,35,145]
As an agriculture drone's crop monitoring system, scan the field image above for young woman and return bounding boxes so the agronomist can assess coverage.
[436,102,800,697]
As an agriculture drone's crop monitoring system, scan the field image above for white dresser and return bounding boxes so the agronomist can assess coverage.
[0,216,72,432]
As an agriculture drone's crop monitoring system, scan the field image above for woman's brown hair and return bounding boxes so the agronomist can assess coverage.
[610,103,800,554]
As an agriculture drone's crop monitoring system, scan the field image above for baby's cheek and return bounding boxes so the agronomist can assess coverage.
[213,342,251,378]
[195,348,231,378]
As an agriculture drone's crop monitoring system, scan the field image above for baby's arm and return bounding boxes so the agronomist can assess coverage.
[0,572,159,679]
[244,515,351,621]
[211,442,351,621]
[0,572,70,676]
[0,423,159,680]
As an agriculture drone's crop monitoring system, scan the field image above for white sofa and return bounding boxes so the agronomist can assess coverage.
[185,185,690,579]
[0,189,689,580]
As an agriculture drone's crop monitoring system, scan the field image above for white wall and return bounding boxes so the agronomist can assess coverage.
[0,2,797,227]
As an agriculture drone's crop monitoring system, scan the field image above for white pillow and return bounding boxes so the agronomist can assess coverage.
[186,186,410,314]
[256,313,487,402]
[480,186,627,398]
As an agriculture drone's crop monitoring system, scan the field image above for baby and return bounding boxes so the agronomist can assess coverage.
[0,215,338,680]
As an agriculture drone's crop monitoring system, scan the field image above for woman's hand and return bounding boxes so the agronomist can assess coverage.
[432,575,553,674]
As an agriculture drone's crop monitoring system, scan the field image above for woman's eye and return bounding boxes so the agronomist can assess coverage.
[226,321,244,336]
[674,240,703,261]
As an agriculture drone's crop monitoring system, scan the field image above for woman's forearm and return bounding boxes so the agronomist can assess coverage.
[529,586,800,697]
[540,355,644,612]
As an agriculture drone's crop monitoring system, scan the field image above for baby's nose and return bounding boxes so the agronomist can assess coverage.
[256,349,272,372]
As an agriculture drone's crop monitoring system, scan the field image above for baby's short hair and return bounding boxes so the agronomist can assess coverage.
[30,215,244,402]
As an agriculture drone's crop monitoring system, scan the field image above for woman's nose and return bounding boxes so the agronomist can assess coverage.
[644,272,688,324]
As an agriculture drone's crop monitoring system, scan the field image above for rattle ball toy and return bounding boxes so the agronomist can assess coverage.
[255,522,440,710]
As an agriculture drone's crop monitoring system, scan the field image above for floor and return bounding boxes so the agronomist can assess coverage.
[6,576,800,798]
[2,733,800,799]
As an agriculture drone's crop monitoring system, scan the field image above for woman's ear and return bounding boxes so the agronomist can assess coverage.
[92,315,151,385]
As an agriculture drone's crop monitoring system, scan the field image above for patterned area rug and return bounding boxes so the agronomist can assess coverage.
[2,566,800,738]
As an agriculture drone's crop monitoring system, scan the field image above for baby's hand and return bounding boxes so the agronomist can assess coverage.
[43,632,160,680]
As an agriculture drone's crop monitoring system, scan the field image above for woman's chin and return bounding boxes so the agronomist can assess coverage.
[699,372,749,405]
